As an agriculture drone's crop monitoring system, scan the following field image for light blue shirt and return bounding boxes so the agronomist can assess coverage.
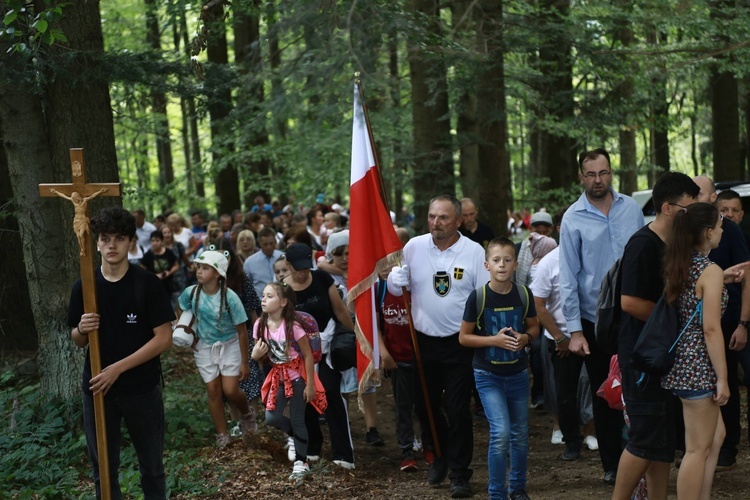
[559,188,644,333]
[243,249,283,297]
[178,285,248,343]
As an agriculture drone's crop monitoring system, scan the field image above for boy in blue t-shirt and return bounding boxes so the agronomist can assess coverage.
[459,237,539,500]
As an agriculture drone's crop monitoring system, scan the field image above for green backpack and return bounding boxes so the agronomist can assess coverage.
[475,282,529,331]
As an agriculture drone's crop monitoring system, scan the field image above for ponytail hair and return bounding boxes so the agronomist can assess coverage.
[256,282,298,358]
[663,202,719,304]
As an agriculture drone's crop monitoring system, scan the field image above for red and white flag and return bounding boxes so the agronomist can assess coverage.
[347,83,403,395]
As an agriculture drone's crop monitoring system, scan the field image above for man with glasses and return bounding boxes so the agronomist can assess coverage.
[693,175,750,471]
[559,148,644,485]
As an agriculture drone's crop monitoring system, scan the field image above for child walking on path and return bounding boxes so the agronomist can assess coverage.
[251,282,327,478]
[177,250,254,449]
[459,237,539,500]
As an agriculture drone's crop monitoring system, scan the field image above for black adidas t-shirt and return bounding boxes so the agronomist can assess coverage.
[463,283,537,376]
[293,270,336,330]
[67,265,175,397]
[618,225,663,370]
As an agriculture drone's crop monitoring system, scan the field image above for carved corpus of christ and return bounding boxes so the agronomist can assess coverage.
[49,188,108,256]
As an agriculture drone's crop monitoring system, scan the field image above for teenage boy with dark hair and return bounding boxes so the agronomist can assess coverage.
[67,207,174,499]
[141,229,179,299]
[612,171,700,500]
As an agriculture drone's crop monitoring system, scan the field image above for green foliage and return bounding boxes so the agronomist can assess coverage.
[1,0,69,56]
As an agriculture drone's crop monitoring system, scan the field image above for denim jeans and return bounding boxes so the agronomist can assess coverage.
[82,385,166,499]
[474,368,529,499]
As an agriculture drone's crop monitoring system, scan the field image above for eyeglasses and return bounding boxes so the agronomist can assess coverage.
[669,202,689,212]
[582,170,612,180]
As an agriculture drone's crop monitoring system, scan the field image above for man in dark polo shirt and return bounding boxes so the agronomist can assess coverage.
[460,198,495,248]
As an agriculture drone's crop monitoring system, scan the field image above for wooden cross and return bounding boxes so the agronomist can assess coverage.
[39,148,121,500]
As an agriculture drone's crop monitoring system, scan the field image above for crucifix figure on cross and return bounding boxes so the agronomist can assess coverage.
[39,148,121,499]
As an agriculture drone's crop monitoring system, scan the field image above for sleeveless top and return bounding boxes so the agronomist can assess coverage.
[662,252,727,391]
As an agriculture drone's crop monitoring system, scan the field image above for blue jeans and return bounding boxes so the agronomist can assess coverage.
[82,385,166,499]
[475,368,529,500]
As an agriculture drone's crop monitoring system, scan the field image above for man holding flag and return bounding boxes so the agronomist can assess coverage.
[388,195,489,498]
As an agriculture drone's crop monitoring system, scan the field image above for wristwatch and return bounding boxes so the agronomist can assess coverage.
[738,320,750,328]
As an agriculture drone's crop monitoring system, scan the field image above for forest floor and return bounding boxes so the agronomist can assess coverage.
[164,348,750,499]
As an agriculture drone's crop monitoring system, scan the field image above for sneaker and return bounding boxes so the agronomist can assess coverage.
[413,437,423,452]
[529,395,544,409]
[289,460,309,479]
[715,457,737,472]
[551,429,563,445]
[239,409,257,436]
[287,437,296,462]
[450,478,473,498]
[366,427,384,446]
[603,470,617,485]
[510,490,531,500]
[584,435,599,451]
[333,459,355,470]
[229,424,241,438]
[400,451,419,472]
[216,433,231,450]
[561,447,581,461]
[306,454,320,462]
[422,449,435,465]
[428,456,448,485]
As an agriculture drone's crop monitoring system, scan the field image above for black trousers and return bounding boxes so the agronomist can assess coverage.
[550,340,584,450]
[577,320,624,472]
[413,332,474,481]
[305,355,354,463]
[719,321,741,461]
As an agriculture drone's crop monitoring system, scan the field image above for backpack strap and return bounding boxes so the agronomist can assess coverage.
[516,283,529,320]
[475,284,487,330]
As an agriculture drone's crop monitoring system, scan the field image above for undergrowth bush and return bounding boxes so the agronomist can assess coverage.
[0,349,229,498]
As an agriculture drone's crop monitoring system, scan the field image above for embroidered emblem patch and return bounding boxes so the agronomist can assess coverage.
[433,271,450,297]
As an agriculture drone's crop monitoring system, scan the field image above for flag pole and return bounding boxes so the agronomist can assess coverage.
[354,73,442,459]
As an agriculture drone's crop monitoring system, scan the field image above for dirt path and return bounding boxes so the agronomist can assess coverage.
[177,363,750,499]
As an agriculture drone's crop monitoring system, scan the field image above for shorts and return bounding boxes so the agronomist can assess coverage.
[340,367,378,395]
[621,368,676,463]
[194,335,242,383]
[672,388,714,400]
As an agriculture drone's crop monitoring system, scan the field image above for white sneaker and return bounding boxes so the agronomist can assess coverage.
[333,459,355,470]
[229,424,241,438]
[289,460,309,479]
[585,435,599,451]
[413,437,423,452]
[551,429,563,445]
[287,437,296,461]
[306,455,320,462]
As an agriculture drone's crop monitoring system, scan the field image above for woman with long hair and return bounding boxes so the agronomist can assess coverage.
[662,202,729,500]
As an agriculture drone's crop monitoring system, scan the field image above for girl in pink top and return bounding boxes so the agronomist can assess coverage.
[251,282,326,479]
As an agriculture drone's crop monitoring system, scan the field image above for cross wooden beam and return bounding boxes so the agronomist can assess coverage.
[39,148,121,500]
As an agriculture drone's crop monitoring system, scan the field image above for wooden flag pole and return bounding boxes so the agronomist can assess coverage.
[39,148,121,500]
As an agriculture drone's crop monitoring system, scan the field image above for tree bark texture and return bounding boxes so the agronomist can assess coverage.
[205,1,241,214]
[474,0,510,235]
[408,0,455,233]
[614,0,637,195]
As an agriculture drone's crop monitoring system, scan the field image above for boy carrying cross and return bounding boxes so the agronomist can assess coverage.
[67,207,174,499]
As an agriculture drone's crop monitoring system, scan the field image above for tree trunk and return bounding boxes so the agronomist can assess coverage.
[234,1,270,208]
[408,0,455,233]
[0,117,37,351]
[615,0,637,195]
[267,2,287,197]
[145,0,174,211]
[647,28,670,184]
[710,0,741,181]
[204,1,241,214]
[452,0,480,202]
[475,0,510,235]
[388,28,405,222]
[529,0,576,191]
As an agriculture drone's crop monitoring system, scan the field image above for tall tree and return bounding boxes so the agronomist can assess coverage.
[203,1,241,214]
[614,0,637,195]
[646,26,670,184]
[145,0,175,210]
[408,0,455,231]
[475,0,511,235]
[710,0,742,181]
[1,0,120,403]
